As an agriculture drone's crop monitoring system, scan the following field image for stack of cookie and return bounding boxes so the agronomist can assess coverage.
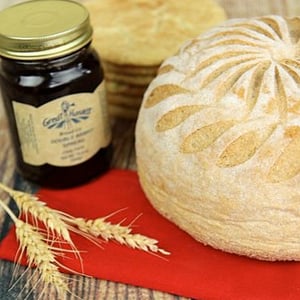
[83,0,227,119]
[102,61,158,119]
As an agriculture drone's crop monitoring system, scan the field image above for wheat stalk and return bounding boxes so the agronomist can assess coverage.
[0,183,170,298]
[71,217,170,255]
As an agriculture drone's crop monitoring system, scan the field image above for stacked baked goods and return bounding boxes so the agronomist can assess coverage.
[83,0,226,118]
[135,15,300,261]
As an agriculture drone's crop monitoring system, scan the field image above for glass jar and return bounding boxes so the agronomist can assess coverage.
[0,0,112,188]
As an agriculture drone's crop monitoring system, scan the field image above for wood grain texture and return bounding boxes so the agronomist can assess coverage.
[0,0,298,299]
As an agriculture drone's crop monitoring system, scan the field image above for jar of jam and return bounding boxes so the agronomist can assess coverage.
[0,0,112,188]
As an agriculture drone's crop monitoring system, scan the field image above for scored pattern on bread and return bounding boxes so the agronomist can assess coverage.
[180,120,235,153]
[156,105,205,132]
[144,84,189,108]
[216,125,276,167]
[143,15,300,182]
[268,126,300,182]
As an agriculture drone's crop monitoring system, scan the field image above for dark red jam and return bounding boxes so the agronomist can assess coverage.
[0,45,113,188]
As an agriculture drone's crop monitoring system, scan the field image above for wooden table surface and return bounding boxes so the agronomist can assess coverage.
[0,0,299,299]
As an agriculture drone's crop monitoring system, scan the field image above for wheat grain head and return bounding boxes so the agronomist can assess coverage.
[14,219,70,297]
[73,217,170,255]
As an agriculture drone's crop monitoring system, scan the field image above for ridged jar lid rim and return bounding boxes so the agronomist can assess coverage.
[0,0,93,60]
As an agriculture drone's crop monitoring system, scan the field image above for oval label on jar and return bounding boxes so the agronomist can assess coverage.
[12,82,111,166]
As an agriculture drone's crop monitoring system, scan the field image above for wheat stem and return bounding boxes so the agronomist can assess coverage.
[0,198,18,223]
[0,182,14,195]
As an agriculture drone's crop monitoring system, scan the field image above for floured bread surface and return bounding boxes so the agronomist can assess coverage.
[83,0,227,66]
[135,15,300,261]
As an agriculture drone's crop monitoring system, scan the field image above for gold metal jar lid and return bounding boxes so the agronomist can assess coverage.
[0,0,93,60]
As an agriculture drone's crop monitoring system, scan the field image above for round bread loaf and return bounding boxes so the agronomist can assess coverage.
[135,15,300,261]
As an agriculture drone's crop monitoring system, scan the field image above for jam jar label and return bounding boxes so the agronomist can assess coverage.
[12,82,111,166]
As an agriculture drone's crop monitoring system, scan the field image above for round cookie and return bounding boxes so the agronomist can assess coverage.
[83,0,227,66]
[135,15,300,261]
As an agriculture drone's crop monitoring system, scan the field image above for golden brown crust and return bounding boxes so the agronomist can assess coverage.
[135,15,300,261]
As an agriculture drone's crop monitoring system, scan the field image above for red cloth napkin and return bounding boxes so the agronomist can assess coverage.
[0,169,300,300]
